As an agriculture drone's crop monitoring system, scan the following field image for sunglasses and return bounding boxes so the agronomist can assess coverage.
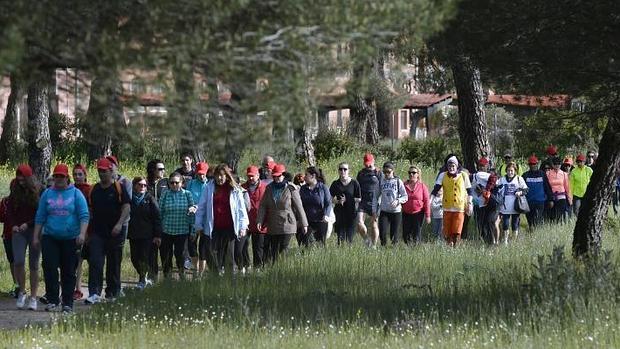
[169,181,181,185]
[409,171,418,175]
[338,168,348,171]
[137,183,147,187]
[157,167,165,171]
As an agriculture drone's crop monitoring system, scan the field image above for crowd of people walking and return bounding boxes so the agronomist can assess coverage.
[0,145,617,313]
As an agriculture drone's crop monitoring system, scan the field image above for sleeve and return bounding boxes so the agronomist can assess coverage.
[194,184,209,231]
[74,189,90,224]
[243,190,251,213]
[569,171,576,193]
[0,198,7,223]
[237,191,249,232]
[322,184,333,217]
[329,181,337,198]
[463,173,473,197]
[423,184,431,218]
[34,191,49,225]
[542,173,553,202]
[257,187,269,227]
[291,188,308,228]
[354,180,361,199]
[158,191,167,218]
[150,199,163,238]
[397,179,408,204]
[120,184,131,205]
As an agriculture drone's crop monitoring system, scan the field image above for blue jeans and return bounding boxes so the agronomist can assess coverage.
[432,218,443,239]
[501,214,520,231]
[88,233,125,298]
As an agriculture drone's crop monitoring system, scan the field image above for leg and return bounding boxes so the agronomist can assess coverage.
[148,240,159,282]
[27,229,41,300]
[11,232,27,298]
[501,214,510,244]
[511,214,521,239]
[370,212,379,245]
[401,213,414,245]
[188,235,199,272]
[87,234,105,296]
[3,238,17,291]
[573,197,582,216]
[390,212,402,245]
[357,211,368,241]
[59,238,78,308]
[251,233,265,268]
[233,235,247,269]
[225,231,236,272]
[159,234,174,277]
[75,258,83,294]
[174,235,188,276]
[313,222,328,246]
[41,235,61,306]
[412,212,425,244]
[378,212,389,246]
[104,237,124,298]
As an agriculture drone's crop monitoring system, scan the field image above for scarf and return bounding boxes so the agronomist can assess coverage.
[272,180,287,203]
[133,192,146,206]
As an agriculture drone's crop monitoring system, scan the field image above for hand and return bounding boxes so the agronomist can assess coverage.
[390,200,399,208]
[515,191,522,197]
[303,226,308,234]
[18,223,28,232]
[339,196,346,204]
[323,215,330,223]
[76,233,86,246]
[425,216,431,224]
[257,223,262,231]
[239,230,246,238]
[153,237,162,247]
[188,206,197,214]
[111,224,122,237]
[548,201,554,209]
[12,226,19,234]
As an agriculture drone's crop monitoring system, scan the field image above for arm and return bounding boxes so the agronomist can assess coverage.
[423,184,431,219]
[74,190,90,244]
[256,187,269,230]
[354,180,361,203]
[542,173,554,202]
[564,172,572,204]
[194,184,210,232]
[397,179,408,204]
[151,199,163,239]
[322,184,333,218]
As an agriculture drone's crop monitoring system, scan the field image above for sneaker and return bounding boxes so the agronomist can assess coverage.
[184,259,193,270]
[136,282,146,290]
[73,289,84,300]
[84,294,101,305]
[27,297,38,311]
[144,278,153,287]
[39,294,50,305]
[16,293,27,309]
[61,306,73,314]
[45,303,58,312]
[9,286,20,299]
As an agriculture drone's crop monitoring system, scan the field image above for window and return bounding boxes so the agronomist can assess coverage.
[400,110,409,131]
[128,79,146,94]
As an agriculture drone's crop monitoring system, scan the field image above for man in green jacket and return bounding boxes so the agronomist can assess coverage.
[569,153,593,215]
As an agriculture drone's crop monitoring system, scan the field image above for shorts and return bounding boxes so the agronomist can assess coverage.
[442,211,465,239]
[12,227,41,270]
[357,201,378,216]
[198,234,214,261]
[3,238,14,264]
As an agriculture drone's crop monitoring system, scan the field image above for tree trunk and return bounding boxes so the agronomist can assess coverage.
[0,74,26,164]
[173,65,206,162]
[452,54,491,172]
[27,70,53,184]
[83,70,123,160]
[572,116,620,258]
[347,64,380,146]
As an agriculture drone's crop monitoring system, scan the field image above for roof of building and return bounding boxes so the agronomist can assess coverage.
[403,94,453,108]
[485,94,571,108]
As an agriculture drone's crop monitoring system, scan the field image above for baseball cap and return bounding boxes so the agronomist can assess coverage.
[528,155,539,165]
[363,153,374,166]
[272,164,286,177]
[246,165,259,176]
[195,162,209,175]
[53,164,70,177]
[97,158,113,170]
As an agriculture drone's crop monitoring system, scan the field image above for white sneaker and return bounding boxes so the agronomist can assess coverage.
[45,303,58,312]
[27,297,37,311]
[184,259,193,270]
[16,293,27,309]
[144,278,153,287]
[84,294,101,305]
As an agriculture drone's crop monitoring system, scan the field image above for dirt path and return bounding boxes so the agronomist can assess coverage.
[0,282,137,330]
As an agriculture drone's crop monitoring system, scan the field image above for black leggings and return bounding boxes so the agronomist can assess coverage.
[213,229,236,272]
[234,235,250,269]
[379,211,402,246]
[269,234,292,262]
[298,222,328,247]
[160,234,188,276]
[250,233,266,268]
[129,238,158,282]
[402,212,425,244]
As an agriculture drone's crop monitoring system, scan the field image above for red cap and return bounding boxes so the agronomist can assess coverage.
[105,155,119,166]
[546,145,558,156]
[246,165,259,176]
[576,154,586,162]
[16,164,33,177]
[363,153,374,166]
[97,158,113,170]
[266,161,276,171]
[528,155,539,165]
[195,162,209,175]
[73,164,88,177]
[53,164,70,177]
[563,157,573,166]
[477,157,489,166]
[272,164,286,177]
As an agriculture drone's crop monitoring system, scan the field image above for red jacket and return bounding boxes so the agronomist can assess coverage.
[242,181,267,234]
[402,180,430,218]
[0,197,11,239]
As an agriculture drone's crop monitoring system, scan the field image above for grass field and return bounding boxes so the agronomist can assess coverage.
[0,159,619,348]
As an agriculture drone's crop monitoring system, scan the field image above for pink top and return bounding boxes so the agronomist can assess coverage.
[546,169,571,201]
[402,180,430,218]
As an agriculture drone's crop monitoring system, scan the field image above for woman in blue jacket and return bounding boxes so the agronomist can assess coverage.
[32,164,89,313]
[299,167,332,247]
[194,164,249,274]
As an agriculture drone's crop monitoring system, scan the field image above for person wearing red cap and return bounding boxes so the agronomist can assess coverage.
[6,164,42,310]
[542,145,559,172]
[522,155,553,229]
[72,164,92,301]
[257,163,308,262]
[242,165,268,268]
[85,158,131,304]
[33,164,89,313]
[186,162,211,275]
[569,154,593,216]
[356,153,383,248]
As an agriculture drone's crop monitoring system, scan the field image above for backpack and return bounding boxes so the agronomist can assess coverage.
[89,181,123,206]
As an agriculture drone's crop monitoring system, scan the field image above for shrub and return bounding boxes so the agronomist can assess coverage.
[313,129,358,162]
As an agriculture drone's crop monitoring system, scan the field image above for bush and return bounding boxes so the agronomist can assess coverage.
[398,137,457,168]
[313,129,358,162]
